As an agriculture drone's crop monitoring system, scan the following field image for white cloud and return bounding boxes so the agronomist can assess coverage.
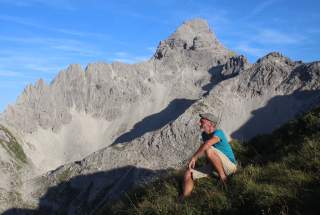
[147,46,156,53]
[250,0,277,17]
[0,15,107,39]
[54,28,107,39]
[111,56,150,64]
[0,0,76,10]
[111,51,151,64]
[235,43,265,57]
[114,52,129,57]
[242,0,278,21]
[0,80,30,88]
[232,28,306,58]
[0,35,103,57]
[172,5,230,32]
[0,52,65,75]
[24,64,64,74]
[52,44,102,56]
[0,70,27,77]
[255,29,304,44]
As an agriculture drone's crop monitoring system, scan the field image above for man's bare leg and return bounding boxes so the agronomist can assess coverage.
[182,169,194,198]
[205,148,227,183]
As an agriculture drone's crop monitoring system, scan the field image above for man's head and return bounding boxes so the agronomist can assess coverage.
[199,113,219,134]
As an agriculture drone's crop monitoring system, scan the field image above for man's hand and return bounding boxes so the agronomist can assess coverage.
[188,157,197,170]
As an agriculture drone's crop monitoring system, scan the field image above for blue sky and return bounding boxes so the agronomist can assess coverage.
[0,0,319,112]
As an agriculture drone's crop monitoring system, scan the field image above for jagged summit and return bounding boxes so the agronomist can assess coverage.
[256,52,295,67]
[221,55,251,78]
[236,52,298,95]
[169,18,219,49]
[259,51,283,59]
[174,18,212,36]
[154,18,230,60]
[234,52,320,96]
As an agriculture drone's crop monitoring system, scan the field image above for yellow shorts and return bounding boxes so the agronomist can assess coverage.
[191,147,237,179]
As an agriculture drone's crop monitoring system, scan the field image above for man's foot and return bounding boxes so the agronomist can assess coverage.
[221,175,227,182]
[220,175,227,185]
[216,175,229,191]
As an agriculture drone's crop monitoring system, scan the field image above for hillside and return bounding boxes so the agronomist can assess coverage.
[99,105,320,215]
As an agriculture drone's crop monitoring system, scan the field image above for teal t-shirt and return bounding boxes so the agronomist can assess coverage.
[202,129,236,164]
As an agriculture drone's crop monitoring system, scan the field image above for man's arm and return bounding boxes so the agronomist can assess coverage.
[193,136,220,159]
[188,136,220,169]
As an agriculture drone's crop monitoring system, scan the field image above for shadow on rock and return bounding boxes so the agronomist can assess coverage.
[231,89,320,140]
[3,166,169,215]
[201,64,224,96]
[113,98,196,145]
[113,62,237,145]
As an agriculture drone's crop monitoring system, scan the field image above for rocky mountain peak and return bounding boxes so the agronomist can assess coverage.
[34,78,47,89]
[221,55,251,78]
[309,61,320,70]
[235,53,301,95]
[170,18,214,42]
[154,18,229,60]
[256,52,295,67]
[51,64,85,86]
[63,64,84,77]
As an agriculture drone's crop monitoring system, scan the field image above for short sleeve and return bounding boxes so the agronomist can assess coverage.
[213,130,223,141]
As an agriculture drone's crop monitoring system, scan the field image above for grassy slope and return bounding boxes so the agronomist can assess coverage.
[0,125,28,165]
[98,106,320,215]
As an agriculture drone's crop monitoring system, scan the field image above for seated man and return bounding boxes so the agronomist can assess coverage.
[182,113,237,198]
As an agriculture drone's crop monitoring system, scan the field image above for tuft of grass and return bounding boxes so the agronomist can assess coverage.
[57,168,72,183]
[228,51,238,57]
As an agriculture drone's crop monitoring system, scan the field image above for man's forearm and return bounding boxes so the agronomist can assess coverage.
[192,144,207,159]
[192,137,219,159]
[192,142,212,159]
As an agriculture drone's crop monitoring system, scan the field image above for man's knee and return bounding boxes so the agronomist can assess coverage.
[205,148,218,160]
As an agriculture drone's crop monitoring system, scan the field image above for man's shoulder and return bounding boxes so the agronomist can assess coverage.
[202,130,226,141]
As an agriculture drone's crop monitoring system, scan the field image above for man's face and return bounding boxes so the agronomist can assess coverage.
[199,118,213,134]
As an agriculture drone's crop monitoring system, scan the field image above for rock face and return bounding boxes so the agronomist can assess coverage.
[0,18,320,213]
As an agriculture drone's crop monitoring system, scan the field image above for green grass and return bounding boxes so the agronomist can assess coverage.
[228,51,238,58]
[97,106,320,215]
[57,167,72,183]
[0,125,28,164]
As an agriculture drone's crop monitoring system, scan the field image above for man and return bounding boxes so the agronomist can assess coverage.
[181,113,237,198]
